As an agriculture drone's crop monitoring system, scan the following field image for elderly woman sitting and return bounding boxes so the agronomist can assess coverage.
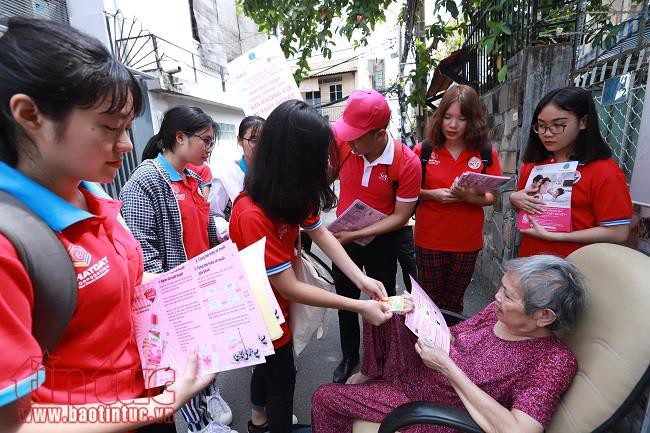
[312,255,587,433]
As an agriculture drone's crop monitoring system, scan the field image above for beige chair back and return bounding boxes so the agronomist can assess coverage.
[548,243,650,432]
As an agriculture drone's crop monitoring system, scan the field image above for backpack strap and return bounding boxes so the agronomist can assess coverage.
[337,141,352,170]
[386,140,403,195]
[479,144,493,174]
[0,191,77,355]
[419,139,434,187]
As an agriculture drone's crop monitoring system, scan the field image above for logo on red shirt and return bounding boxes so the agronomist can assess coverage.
[428,152,440,165]
[76,256,110,289]
[67,245,92,267]
[171,184,185,201]
[378,172,389,183]
[468,156,482,170]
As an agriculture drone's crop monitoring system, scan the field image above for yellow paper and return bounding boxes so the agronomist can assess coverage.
[239,238,284,342]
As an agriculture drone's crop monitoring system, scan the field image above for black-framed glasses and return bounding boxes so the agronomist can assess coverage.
[241,136,258,147]
[532,123,568,135]
[188,133,216,150]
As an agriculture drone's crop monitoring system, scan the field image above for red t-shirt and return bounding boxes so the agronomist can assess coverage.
[413,144,502,251]
[337,138,421,217]
[517,157,632,257]
[0,187,145,405]
[229,194,321,349]
[171,176,210,260]
[188,163,213,187]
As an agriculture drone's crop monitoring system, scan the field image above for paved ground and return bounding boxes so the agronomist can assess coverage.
[175,208,495,433]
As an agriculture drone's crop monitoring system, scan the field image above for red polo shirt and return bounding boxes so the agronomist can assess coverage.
[229,193,321,349]
[171,176,210,260]
[413,144,502,251]
[0,187,144,405]
[517,157,632,257]
[337,137,421,217]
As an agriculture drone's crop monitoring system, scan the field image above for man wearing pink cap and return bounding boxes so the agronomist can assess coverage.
[330,89,421,383]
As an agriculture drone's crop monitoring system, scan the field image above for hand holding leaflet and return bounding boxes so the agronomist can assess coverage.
[327,199,387,246]
[404,277,451,354]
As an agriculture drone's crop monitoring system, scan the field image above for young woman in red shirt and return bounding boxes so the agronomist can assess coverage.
[510,87,632,257]
[413,85,502,313]
[229,100,392,433]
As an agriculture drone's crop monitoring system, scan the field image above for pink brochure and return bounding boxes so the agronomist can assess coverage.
[456,172,511,194]
[132,241,272,388]
[404,277,450,354]
[517,161,578,233]
[327,199,387,246]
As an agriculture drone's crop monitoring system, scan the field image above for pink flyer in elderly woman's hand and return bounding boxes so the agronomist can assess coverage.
[404,277,451,354]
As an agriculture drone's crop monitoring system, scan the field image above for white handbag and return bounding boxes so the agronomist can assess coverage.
[290,236,335,356]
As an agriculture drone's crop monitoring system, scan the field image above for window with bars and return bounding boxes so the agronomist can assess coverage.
[305,91,321,106]
[329,84,342,102]
[216,122,236,141]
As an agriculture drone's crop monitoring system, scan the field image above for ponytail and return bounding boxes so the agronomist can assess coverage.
[141,106,215,161]
[141,133,162,161]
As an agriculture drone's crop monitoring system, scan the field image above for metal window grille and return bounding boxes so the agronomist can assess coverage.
[572,6,649,181]
[0,0,68,23]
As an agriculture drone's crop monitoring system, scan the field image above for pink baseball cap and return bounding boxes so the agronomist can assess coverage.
[333,89,391,141]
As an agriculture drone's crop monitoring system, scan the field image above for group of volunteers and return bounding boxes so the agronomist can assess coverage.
[0,16,633,433]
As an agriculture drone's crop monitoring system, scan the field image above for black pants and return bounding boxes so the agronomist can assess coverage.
[250,341,296,433]
[396,225,417,291]
[332,231,398,359]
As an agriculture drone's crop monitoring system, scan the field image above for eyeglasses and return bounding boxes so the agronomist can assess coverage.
[532,123,568,135]
[188,133,216,150]
[241,137,258,146]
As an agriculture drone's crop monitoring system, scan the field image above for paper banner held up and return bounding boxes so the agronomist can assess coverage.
[228,37,303,119]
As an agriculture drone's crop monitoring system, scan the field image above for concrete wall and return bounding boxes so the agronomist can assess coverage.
[477,42,649,433]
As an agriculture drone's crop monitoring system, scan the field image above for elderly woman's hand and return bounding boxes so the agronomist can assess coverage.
[415,339,455,376]
[401,291,415,314]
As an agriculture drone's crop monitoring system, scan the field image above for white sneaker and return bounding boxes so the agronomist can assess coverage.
[207,392,233,425]
[192,420,238,433]
[292,414,298,425]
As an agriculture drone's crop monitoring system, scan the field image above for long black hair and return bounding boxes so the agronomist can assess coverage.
[0,17,144,167]
[245,100,338,225]
[523,87,611,163]
[238,115,265,139]
[141,106,217,160]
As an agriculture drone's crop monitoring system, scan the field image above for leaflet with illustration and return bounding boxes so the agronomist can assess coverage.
[456,172,511,194]
[404,277,450,354]
[132,241,273,388]
[517,161,578,233]
[327,199,387,246]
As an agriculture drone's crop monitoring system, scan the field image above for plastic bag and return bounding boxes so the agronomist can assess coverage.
[290,249,335,356]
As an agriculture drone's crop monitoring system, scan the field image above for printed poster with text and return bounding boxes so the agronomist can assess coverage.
[517,161,579,232]
[227,36,303,119]
[132,241,273,388]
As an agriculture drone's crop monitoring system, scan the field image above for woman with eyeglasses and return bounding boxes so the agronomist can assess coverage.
[208,115,265,242]
[510,87,633,257]
[120,106,235,433]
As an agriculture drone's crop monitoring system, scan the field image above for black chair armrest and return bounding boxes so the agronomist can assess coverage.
[440,309,469,326]
[378,401,484,433]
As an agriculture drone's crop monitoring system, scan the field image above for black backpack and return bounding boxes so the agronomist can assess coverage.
[419,139,493,186]
[0,191,77,356]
